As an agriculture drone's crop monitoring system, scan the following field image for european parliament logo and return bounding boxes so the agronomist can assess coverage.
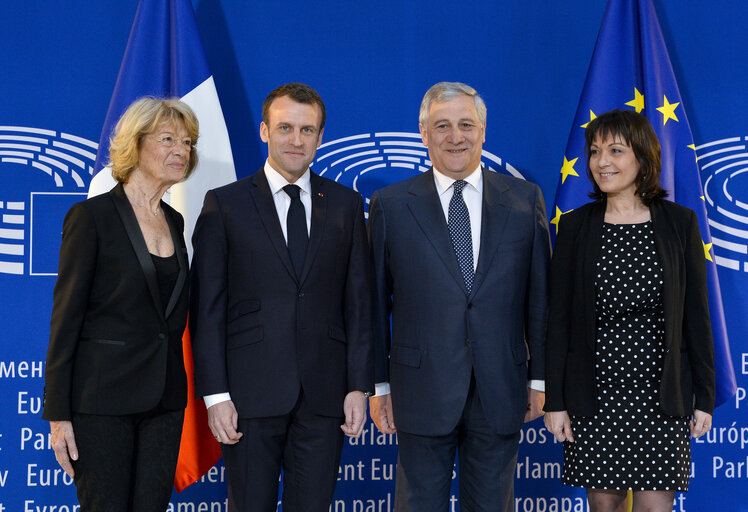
[0,126,97,276]
[310,132,523,216]
[697,136,748,273]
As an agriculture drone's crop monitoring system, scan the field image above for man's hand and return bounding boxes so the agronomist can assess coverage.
[208,400,243,445]
[50,420,78,478]
[341,391,368,437]
[369,394,396,434]
[690,409,712,438]
[524,388,545,423]
[544,410,575,442]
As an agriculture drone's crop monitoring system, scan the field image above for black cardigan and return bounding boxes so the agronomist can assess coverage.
[545,199,715,417]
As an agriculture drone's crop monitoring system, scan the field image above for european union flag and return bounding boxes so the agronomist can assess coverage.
[552,0,736,407]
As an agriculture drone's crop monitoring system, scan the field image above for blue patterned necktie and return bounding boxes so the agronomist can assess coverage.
[448,180,474,293]
[283,184,308,278]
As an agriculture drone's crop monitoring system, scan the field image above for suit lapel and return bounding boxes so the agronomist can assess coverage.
[299,173,327,285]
[406,169,466,293]
[248,169,297,281]
[110,183,163,318]
[471,169,510,297]
[162,206,187,319]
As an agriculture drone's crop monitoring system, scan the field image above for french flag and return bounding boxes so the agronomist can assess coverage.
[88,0,235,491]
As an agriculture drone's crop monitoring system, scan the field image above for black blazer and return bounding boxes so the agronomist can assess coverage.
[189,169,374,419]
[43,183,189,421]
[545,199,716,417]
[368,168,550,436]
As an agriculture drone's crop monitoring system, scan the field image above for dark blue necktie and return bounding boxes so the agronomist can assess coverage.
[283,184,308,278]
[448,180,474,293]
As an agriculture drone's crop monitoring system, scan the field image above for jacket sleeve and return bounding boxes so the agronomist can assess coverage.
[43,202,98,421]
[189,189,231,398]
[544,212,576,412]
[524,184,551,382]
[367,191,393,385]
[682,209,716,414]
[343,194,375,394]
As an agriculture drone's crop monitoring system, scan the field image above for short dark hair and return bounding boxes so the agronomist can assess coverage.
[584,109,667,206]
[262,83,326,130]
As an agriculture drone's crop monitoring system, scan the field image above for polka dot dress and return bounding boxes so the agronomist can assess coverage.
[563,221,691,491]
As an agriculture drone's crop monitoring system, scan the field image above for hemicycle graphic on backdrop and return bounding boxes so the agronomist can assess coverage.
[310,132,524,217]
[0,126,97,276]
[697,136,748,272]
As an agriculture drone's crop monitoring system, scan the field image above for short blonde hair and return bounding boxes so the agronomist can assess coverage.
[108,97,199,183]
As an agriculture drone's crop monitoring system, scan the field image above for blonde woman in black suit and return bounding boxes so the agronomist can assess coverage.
[544,110,715,512]
[43,98,198,511]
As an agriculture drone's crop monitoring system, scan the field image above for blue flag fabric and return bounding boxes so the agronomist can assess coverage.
[552,0,736,406]
[92,0,211,174]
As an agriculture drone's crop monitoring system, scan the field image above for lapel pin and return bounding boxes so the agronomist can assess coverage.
[317,192,325,197]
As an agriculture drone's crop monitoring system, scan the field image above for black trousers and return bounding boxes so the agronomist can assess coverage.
[394,375,520,512]
[71,408,184,512]
[222,390,345,512]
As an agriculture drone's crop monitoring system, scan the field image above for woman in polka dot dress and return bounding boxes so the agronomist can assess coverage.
[544,110,715,512]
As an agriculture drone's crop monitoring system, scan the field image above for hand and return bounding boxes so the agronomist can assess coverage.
[207,400,243,445]
[341,391,367,437]
[369,393,396,434]
[544,410,574,442]
[50,420,78,477]
[690,409,712,438]
[524,388,545,423]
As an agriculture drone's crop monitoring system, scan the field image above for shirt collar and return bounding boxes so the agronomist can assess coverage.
[264,160,312,196]
[433,165,483,197]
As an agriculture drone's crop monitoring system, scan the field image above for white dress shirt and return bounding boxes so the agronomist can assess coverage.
[204,161,312,409]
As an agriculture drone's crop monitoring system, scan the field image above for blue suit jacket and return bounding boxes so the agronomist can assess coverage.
[368,168,550,436]
[190,169,374,419]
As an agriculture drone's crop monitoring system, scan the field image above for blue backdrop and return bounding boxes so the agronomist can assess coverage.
[1,1,746,511]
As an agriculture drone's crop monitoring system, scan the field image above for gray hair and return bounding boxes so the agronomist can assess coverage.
[419,82,487,126]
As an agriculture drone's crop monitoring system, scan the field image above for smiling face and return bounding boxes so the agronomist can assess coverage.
[588,133,641,199]
[137,119,191,187]
[420,94,485,180]
[260,95,324,183]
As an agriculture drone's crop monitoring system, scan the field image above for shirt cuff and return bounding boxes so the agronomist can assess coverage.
[203,392,232,409]
[374,382,391,396]
[528,380,545,392]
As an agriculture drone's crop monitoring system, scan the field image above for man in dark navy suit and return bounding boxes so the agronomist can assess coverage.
[190,83,374,512]
[368,82,550,511]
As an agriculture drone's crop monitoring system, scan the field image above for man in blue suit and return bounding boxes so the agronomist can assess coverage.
[367,82,550,511]
[191,83,373,511]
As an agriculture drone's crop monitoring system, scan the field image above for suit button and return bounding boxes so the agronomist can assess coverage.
[467,302,473,309]
[158,333,166,340]
[465,339,470,347]
[298,292,305,298]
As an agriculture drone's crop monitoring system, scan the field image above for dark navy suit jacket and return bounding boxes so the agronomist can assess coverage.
[190,169,374,419]
[368,168,551,436]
